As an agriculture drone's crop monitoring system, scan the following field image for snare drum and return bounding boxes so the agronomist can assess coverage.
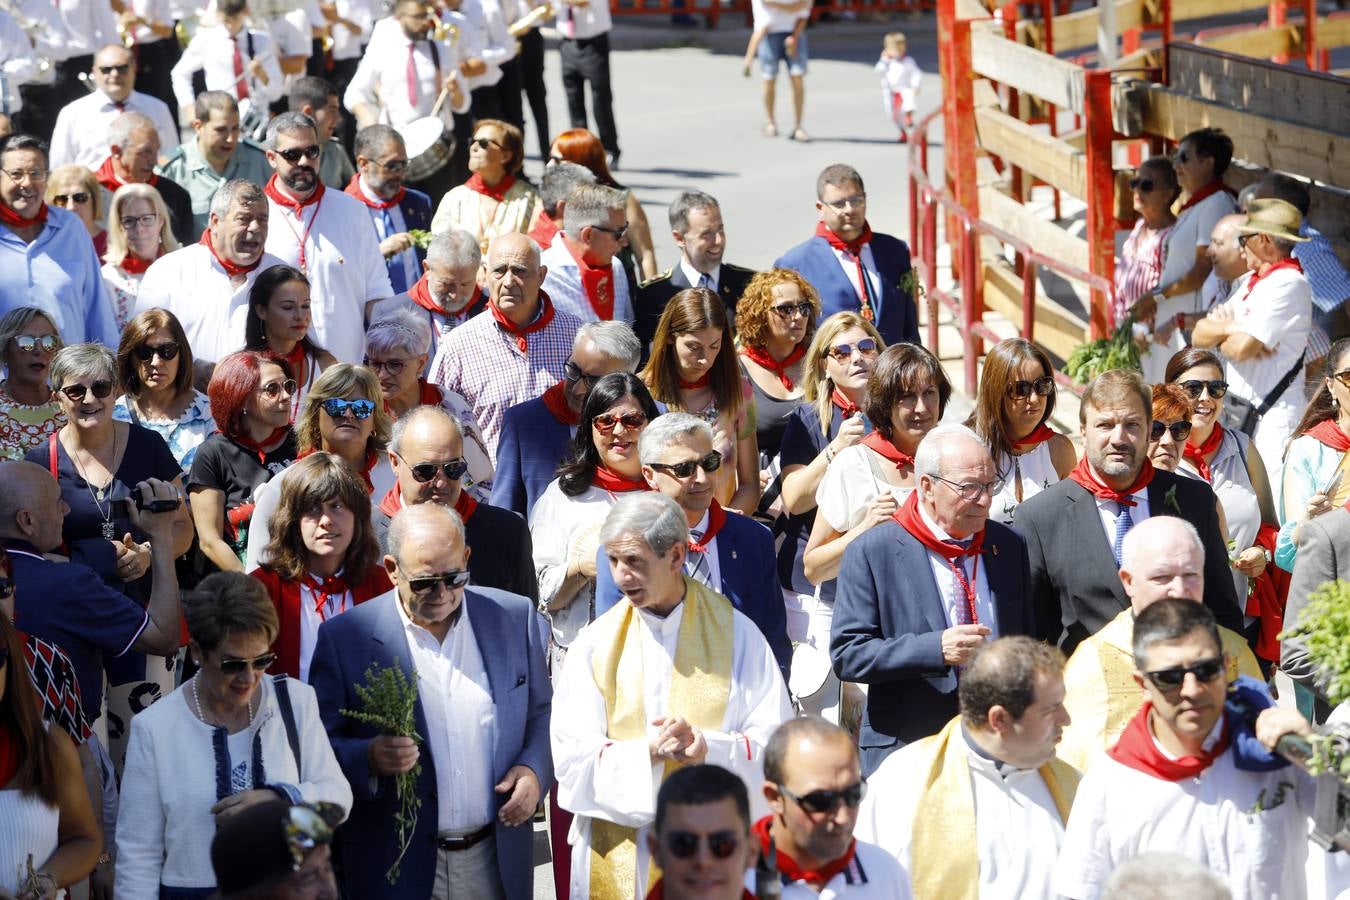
[399,116,455,183]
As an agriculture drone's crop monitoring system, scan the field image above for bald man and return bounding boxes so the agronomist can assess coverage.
[1057,515,1261,770]
[1199,214,1250,311]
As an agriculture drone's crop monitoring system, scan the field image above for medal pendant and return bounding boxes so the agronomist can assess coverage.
[102,521,116,540]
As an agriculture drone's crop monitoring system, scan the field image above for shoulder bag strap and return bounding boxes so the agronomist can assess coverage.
[273,674,302,776]
[1255,349,1307,417]
[48,432,58,478]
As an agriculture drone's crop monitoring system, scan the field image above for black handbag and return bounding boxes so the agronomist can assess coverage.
[1220,350,1306,438]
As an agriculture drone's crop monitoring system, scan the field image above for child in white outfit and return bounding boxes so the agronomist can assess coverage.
[875,31,922,143]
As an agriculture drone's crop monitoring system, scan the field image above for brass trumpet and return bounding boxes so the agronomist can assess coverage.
[507,2,551,38]
[429,12,459,46]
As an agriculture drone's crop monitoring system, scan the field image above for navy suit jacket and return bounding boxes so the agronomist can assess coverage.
[774,233,919,348]
[830,518,1034,776]
[490,394,572,519]
[592,510,792,679]
[308,589,553,900]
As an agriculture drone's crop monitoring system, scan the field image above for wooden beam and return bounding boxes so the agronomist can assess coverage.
[1051,0,1142,50]
[1172,0,1269,20]
[1197,24,1299,59]
[982,260,1088,361]
[973,78,1000,110]
[1319,16,1350,49]
[978,186,1091,272]
[971,31,1087,113]
[975,108,1088,198]
[956,0,991,19]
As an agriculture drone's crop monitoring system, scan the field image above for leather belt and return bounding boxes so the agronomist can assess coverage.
[436,823,493,852]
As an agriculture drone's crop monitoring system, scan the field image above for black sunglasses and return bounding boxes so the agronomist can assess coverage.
[400,456,469,483]
[51,192,91,205]
[770,301,814,319]
[277,145,322,164]
[60,380,114,402]
[97,64,132,75]
[827,338,879,361]
[407,570,471,595]
[663,830,742,860]
[593,412,646,434]
[1178,379,1227,400]
[1008,376,1055,399]
[1150,420,1193,442]
[0,577,13,599]
[778,782,867,815]
[648,451,722,479]
[1143,656,1224,691]
[14,334,59,353]
[132,341,180,362]
[320,398,376,420]
[469,137,502,151]
[591,223,629,240]
[218,652,278,675]
[1129,176,1155,193]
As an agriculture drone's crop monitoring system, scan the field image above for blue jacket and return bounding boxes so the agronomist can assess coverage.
[308,589,553,900]
[352,185,433,294]
[774,232,919,347]
[830,518,1035,776]
[490,394,572,519]
[593,510,792,679]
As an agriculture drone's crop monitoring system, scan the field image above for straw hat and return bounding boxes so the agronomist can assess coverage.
[1236,197,1309,242]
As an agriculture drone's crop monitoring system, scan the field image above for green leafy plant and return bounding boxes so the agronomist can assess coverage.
[1279,579,1350,706]
[342,663,423,884]
[900,269,926,302]
[408,229,433,250]
[1303,730,1350,780]
[1064,311,1142,386]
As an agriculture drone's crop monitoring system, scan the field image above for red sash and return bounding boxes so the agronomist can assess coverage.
[528,211,559,248]
[200,227,261,278]
[561,236,615,321]
[1239,257,1305,304]
[490,290,556,354]
[831,388,861,418]
[253,564,392,678]
[815,220,876,319]
[264,172,325,211]
[1306,418,1350,453]
[376,485,478,523]
[233,426,292,466]
[751,816,857,888]
[688,500,727,554]
[1107,702,1229,781]
[465,172,516,203]
[342,173,404,208]
[678,373,710,390]
[0,201,47,229]
[1182,424,1224,483]
[1066,456,1155,507]
[892,491,985,625]
[860,430,914,471]
[741,343,806,390]
[119,252,157,274]
[1178,179,1237,213]
[540,381,579,426]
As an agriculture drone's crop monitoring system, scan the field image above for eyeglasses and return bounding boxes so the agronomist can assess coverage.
[282,804,339,870]
[934,475,1004,501]
[1128,176,1155,192]
[593,412,646,434]
[259,379,298,398]
[1237,233,1255,248]
[217,651,278,675]
[320,398,376,420]
[1007,376,1055,400]
[97,64,132,75]
[1179,379,1228,400]
[363,356,410,376]
[132,341,180,362]
[60,380,114,402]
[407,569,471,595]
[1143,656,1224,691]
[276,145,322,164]
[399,456,469,483]
[0,577,13,599]
[13,334,60,353]
[1332,370,1350,389]
[822,195,866,211]
[778,781,867,815]
[770,301,814,319]
[468,137,502,151]
[591,223,629,240]
[120,213,160,231]
[373,157,408,173]
[662,830,742,860]
[1150,420,1193,442]
[827,338,879,362]
[2,169,47,184]
[51,192,90,205]
[564,361,601,389]
[648,451,722,479]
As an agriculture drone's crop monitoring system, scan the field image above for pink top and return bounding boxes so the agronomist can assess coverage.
[1113,218,1174,327]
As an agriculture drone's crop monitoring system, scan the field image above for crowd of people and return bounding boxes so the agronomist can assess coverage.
[0,3,1349,895]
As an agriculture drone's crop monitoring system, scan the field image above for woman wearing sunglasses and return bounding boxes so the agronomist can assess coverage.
[100,184,181,330]
[250,453,391,680]
[1112,157,1178,327]
[45,164,106,260]
[113,308,216,474]
[969,338,1077,526]
[431,119,542,255]
[189,351,298,573]
[642,288,759,515]
[115,571,352,899]
[245,266,336,422]
[0,307,65,461]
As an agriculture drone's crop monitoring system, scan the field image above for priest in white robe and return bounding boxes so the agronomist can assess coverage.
[855,636,1078,900]
[551,492,792,900]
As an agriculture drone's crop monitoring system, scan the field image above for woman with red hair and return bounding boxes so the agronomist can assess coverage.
[188,351,297,573]
[549,129,659,281]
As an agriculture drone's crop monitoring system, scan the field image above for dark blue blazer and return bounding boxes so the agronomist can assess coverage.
[365,187,433,293]
[592,510,792,679]
[490,394,571,519]
[830,518,1035,776]
[308,589,553,900]
[774,233,919,348]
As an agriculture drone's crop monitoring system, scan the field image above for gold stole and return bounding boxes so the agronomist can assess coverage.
[588,577,734,900]
[908,717,1080,900]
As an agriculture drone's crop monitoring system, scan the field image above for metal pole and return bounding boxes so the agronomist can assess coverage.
[1098,0,1118,67]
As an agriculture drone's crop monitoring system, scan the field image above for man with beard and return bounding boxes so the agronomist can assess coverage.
[345,125,433,296]
[49,44,177,169]
[1012,368,1242,653]
[136,179,286,363]
[261,111,392,364]
[344,0,469,132]
[158,92,272,235]
[93,111,195,245]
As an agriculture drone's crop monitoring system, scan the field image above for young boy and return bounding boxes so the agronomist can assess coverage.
[876,31,922,143]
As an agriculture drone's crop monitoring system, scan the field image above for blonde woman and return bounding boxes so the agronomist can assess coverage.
[101,183,180,328]
[45,163,106,257]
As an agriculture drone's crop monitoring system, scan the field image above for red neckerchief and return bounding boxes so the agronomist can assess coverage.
[1183,424,1224,483]
[454,487,478,523]
[646,883,755,900]
[0,201,48,229]
[831,388,861,418]
[592,466,647,493]
[419,380,443,406]
[255,564,391,677]
[297,446,378,492]
[1307,418,1350,453]
[860,430,914,472]
[264,172,326,211]
[119,250,159,274]
[343,173,405,209]
[95,155,158,191]
[741,343,806,390]
[1178,179,1237,213]
[0,722,18,789]
[815,220,876,319]
[200,227,261,278]
[1012,422,1057,449]
[465,172,516,203]
[489,291,556,354]
[678,373,710,390]
[1239,257,1305,304]
[378,486,402,517]
[892,490,985,625]
[541,381,579,426]
[302,570,349,622]
[1108,702,1230,781]
[561,236,615,321]
[407,273,475,323]
[528,211,559,247]
[233,426,291,465]
[751,816,857,888]
[688,500,727,555]
[1067,455,1155,507]
[280,341,305,374]
[377,482,477,522]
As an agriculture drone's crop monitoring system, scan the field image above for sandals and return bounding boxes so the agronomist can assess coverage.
[789,128,811,142]
[762,123,778,137]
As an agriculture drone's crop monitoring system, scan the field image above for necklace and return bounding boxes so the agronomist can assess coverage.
[192,674,255,731]
[68,428,121,540]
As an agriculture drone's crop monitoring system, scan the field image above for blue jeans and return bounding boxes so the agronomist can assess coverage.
[758,31,809,79]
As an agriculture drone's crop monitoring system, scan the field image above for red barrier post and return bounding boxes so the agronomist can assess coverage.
[1082,68,1115,340]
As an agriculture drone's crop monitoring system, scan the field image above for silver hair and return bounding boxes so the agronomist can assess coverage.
[353,124,404,161]
[265,111,318,150]
[108,111,157,150]
[563,183,627,240]
[668,190,720,233]
[1119,515,1204,573]
[367,308,433,359]
[426,229,481,270]
[388,502,465,568]
[210,179,266,222]
[1101,854,1231,900]
[638,412,713,466]
[539,161,596,215]
[599,492,689,557]
[389,404,463,457]
[50,342,116,392]
[575,321,641,373]
[913,423,987,480]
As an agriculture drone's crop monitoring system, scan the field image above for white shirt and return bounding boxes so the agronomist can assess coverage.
[134,244,289,362]
[552,0,611,39]
[264,186,394,363]
[540,236,634,325]
[396,592,498,832]
[325,0,374,61]
[49,90,180,169]
[343,27,469,127]
[749,0,806,34]
[678,257,719,292]
[990,441,1060,526]
[0,11,39,116]
[827,243,884,310]
[298,578,353,683]
[551,601,792,900]
[916,500,998,636]
[875,54,922,111]
[528,480,622,647]
[1221,265,1312,413]
[686,507,722,589]
[749,839,913,899]
[1092,485,1150,556]
[457,0,513,89]
[51,0,120,57]
[817,444,914,533]
[171,25,283,115]
[127,0,172,44]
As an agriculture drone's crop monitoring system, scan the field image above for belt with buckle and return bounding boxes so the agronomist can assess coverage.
[436,823,493,852]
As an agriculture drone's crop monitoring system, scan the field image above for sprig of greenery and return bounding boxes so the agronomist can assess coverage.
[1303,730,1350,780]
[408,229,433,249]
[1064,310,1142,386]
[342,663,423,884]
[1278,579,1350,706]
[900,269,926,301]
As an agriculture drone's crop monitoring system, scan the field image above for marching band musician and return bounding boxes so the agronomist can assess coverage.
[344,0,469,131]
[171,0,284,131]
[15,0,120,142]
[0,6,40,129]
[121,0,179,115]
[49,44,179,169]
[314,0,373,106]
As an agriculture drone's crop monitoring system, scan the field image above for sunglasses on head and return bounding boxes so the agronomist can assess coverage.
[649,451,723,479]
[1179,379,1228,400]
[260,379,298,398]
[60,380,114,402]
[779,782,867,815]
[663,830,741,860]
[1007,376,1055,399]
[52,192,90,205]
[14,334,59,353]
[132,341,179,362]
[827,338,879,362]
[400,456,469,483]
[593,412,646,434]
[97,64,131,75]
[1150,420,1193,442]
[770,301,814,319]
[217,651,278,675]
[407,570,471,595]
[277,145,322,164]
[320,398,376,420]
[1143,656,1224,691]
[1129,176,1155,193]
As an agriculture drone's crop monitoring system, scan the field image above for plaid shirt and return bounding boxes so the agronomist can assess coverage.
[428,296,582,465]
[1295,224,1350,315]
[20,630,92,744]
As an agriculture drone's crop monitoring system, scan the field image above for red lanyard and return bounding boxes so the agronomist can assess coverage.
[948,555,980,626]
[278,196,323,273]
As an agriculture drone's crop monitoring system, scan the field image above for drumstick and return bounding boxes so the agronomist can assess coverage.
[430,83,451,118]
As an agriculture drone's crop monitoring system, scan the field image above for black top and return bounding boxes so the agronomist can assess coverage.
[776,403,831,599]
[743,364,801,466]
[188,431,297,558]
[153,174,196,246]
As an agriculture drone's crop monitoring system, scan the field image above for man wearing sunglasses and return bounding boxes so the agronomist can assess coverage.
[859,637,1073,898]
[553,492,792,899]
[1054,600,1318,900]
[540,182,633,327]
[344,125,433,296]
[647,764,757,900]
[310,502,553,900]
[158,91,273,235]
[592,413,792,680]
[49,44,178,171]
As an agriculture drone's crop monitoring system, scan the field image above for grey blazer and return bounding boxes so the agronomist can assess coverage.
[1282,506,1350,698]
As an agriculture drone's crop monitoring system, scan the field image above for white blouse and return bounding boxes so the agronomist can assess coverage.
[816,444,915,533]
[1177,427,1262,599]
[0,789,58,895]
[529,479,624,648]
[990,440,1061,526]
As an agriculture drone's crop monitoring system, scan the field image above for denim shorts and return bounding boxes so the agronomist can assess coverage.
[758,30,809,78]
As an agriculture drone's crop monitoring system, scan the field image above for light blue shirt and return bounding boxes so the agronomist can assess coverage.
[0,206,118,346]
[1295,223,1350,316]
